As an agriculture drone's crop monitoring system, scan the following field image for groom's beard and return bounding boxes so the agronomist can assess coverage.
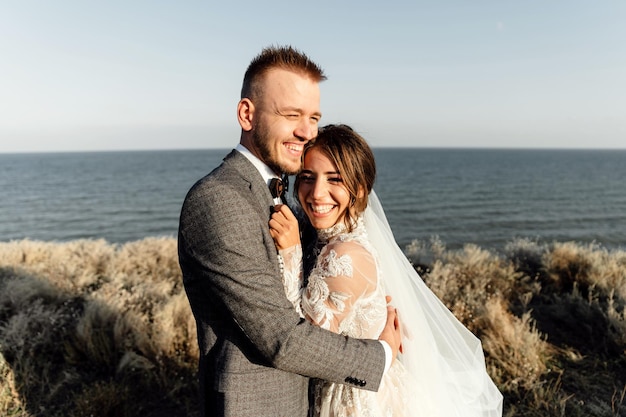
[252,123,301,176]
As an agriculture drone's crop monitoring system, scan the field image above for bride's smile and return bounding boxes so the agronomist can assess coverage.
[297,148,351,230]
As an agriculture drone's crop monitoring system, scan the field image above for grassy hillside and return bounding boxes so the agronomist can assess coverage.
[1,237,625,416]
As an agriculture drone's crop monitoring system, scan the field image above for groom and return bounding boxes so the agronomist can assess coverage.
[178,45,402,417]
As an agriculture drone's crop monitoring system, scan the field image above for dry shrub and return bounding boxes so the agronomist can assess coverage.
[2,235,625,416]
[504,238,547,279]
[0,268,62,316]
[480,298,553,390]
[582,246,626,300]
[608,292,626,347]
[109,237,181,284]
[67,300,121,372]
[479,299,576,417]
[507,239,626,298]
[424,243,521,334]
[416,238,626,415]
[0,237,198,417]
[0,353,29,417]
[543,242,604,293]
[541,242,626,356]
[71,380,132,417]
[152,291,199,364]
[0,239,114,292]
[0,294,81,414]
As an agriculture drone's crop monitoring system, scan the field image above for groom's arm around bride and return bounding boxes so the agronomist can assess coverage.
[178,45,401,417]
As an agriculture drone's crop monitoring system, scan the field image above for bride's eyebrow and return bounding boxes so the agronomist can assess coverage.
[299,169,341,176]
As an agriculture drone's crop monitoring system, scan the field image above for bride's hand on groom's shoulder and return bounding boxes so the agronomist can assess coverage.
[269,204,301,250]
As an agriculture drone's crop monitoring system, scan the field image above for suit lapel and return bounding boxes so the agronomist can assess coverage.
[223,150,275,216]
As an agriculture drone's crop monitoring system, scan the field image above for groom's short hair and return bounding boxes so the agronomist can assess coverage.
[241,45,327,100]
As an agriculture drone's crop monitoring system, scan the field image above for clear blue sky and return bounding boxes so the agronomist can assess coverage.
[1,1,624,152]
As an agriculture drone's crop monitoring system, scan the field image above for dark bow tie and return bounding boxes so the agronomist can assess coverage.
[269,176,288,200]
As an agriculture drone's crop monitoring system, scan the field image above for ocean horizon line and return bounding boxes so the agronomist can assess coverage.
[2,148,624,250]
[2,146,626,156]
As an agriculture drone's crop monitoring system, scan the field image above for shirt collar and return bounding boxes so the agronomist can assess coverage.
[235,144,280,186]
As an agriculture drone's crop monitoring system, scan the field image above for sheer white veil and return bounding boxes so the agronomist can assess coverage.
[364,191,503,416]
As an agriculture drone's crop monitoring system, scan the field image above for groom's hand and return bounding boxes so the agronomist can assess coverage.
[379,296,403,361]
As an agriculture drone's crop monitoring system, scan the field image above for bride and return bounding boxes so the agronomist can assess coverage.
[269,124,503,416]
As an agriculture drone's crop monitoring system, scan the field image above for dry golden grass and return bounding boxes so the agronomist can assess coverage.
[1,237,625,416]
[0,238,197,417]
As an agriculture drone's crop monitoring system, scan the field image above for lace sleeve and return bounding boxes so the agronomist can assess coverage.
[278,244,305,318]
[301,240,379,334]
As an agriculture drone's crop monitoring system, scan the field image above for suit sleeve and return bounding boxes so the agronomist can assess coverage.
[178,178,385,391]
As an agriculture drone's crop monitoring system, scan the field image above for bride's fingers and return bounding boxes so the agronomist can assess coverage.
[382,305,402,360]
[271,208,299,234]
[270,212,288,229]
[272,206,295,225]
[273,204,293,220]
[281,205,297,221]
[269,217,285,235]
[269,220,287,235]
[394,310,403,354]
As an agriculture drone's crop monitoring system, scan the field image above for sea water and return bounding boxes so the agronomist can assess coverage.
[1,148,624,251]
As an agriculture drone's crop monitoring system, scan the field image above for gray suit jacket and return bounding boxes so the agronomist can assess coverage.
[178,150,385,417]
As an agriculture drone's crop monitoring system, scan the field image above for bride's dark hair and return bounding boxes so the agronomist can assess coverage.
[295,124,376,232]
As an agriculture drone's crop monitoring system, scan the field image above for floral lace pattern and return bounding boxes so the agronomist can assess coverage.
[279,216,412,416]
[278,244,304,318]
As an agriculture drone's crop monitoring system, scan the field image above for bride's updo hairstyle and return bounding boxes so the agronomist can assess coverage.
[295,124,376,232]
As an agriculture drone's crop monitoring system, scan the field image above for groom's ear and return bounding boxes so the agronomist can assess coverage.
[237,98,255,131]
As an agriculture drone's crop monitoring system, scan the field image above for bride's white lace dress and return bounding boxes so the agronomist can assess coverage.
[280,201,503,416]
[279,217,414,417]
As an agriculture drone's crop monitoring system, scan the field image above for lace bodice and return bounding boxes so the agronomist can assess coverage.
[277,195,503,417]
[279,217,387,339]
[278,217,412,417]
